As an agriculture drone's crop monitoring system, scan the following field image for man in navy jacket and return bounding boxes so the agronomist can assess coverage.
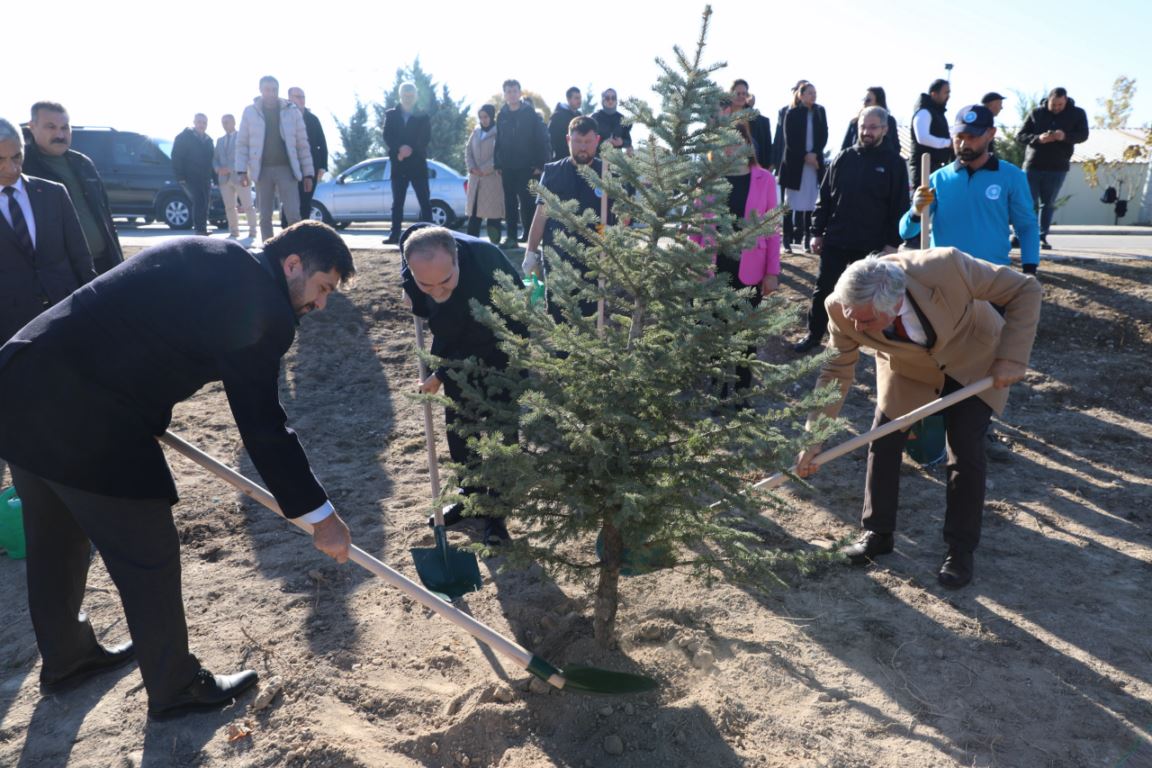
[383,82,432,244]
[0,221,354,719]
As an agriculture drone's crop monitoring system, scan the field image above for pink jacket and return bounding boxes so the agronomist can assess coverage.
[692,166,782,285]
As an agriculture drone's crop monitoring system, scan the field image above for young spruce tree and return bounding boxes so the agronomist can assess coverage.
[439,6,841,645]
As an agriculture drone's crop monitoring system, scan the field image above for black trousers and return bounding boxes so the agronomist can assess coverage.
[501,167,535,242]
[806,245,872,339]
[298,179,316,221]
[861,376,993,552]
[183,179,210,234]
[713,254,763,394]
[390,161,432,233]
[441,369,517,490]
[10,465,201,704]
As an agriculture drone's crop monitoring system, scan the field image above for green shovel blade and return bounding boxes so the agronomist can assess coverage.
[559,666,659,694]
[410,526,482,599]
[526,655,658,694]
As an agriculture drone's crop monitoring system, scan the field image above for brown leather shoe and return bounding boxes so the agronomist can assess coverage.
[39,641,136,694]
[147,668,259,721]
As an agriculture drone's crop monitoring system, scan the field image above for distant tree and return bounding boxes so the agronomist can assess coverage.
[581,85,599,116]
[1095,75,1137,129]
[377,58,471,173]
[332,99,376,173]
[1083,76,1148,203]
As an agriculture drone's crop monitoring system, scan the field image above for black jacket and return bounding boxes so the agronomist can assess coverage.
[746,113,773,169]
[494,100,549,171]
[0,176,96,344]
[171,128,215,183]
[0,238,328,517]
[778,104,828,190]
[383,106,431,168]
[1016,97,1090,172]
[590,109,632,152]
[401,232,521,381]
[301,108,329,175]
[909,93,954,185]
[21,131,125,273]
[812,144,909,251]
[549,104,579,161]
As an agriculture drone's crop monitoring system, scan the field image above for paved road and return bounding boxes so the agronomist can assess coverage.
[116,223,1152,259]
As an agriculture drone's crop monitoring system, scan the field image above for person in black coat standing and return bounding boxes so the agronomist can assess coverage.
[794,106,908,353]
[548,87,583,161]
[0,221,355,720]
[1016,87,1090,249]
[171,114,216,235]
[778,83,828,253]
[383,82,433,244]
[772,80,809,248]
[493,79,550,249]
[591,88,632,156]
[289,87,330,221]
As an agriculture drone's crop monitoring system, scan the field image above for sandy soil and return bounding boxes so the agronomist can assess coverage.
[1,243,1149,768]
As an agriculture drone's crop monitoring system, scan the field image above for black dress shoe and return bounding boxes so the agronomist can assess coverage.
[40,641,136,693]
[148,668,259,721]
[1040,239,1053,250]
[841,531,894,565]
[483,516,511,546]
[1010,235,1020,249]
[383,234,401,245]
[792,335,823,354]
[938,549,974,589]
[427,502,465,528]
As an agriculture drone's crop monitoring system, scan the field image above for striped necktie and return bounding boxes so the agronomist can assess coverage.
[3,186,34,256]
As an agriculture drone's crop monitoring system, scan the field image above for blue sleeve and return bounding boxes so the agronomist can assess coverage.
[1008,170,1040,267]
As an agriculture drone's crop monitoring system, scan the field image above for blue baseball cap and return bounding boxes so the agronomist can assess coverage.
[951,104,995,136]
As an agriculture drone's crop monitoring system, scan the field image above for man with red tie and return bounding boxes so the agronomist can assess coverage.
[795,248,1041,589]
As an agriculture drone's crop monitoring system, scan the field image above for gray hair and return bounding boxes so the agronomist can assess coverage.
[399,82,417,95]
[833,256,906,315]
[0,118,20,143]
[403,226,458,264]
[859,106,889,124]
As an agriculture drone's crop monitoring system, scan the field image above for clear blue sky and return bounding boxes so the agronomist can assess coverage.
[7,0,1150,159]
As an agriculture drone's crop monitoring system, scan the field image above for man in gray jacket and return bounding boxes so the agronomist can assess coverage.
[214,114,257,239]
[235,75,315,241]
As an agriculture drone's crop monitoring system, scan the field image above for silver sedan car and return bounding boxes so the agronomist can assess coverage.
[308,158,467,228]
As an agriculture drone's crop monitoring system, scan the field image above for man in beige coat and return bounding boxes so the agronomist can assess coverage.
[234,75,314,241]
[796,248,1041,588]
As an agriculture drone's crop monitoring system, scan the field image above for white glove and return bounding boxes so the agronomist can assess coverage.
[521,250,541,275]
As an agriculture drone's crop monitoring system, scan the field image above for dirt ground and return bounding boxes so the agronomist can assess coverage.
[1,241,1149,768]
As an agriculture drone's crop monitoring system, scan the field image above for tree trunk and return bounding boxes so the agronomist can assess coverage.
[593,520,623,647]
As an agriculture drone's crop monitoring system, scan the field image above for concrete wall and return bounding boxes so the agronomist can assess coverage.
[1050,162,1150,226]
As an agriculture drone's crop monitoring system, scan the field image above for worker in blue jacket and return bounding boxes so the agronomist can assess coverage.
[900,105,1039,274]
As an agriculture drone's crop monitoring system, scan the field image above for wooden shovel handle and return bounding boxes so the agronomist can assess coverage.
[157,430,563,687]
[752,376,995,491]
[919,153,933,249]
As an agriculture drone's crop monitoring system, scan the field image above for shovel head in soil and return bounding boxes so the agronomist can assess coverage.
[410,525,483,598]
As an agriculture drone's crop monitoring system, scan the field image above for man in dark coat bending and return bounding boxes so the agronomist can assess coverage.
[0,221,355,720]
[401,225,522,544]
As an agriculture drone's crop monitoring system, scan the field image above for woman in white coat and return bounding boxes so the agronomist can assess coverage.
[464,104,505,243]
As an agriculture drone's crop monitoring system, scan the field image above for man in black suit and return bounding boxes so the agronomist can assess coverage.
[0,221,354,720]
[383,82,432,244]
[288,87,329,221]
[22,101,124,274]
[0,117,96,345]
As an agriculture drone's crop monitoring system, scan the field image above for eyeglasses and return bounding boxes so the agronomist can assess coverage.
[603,94,617,101]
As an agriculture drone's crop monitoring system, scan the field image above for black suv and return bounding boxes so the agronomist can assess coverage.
[68,127,223,229]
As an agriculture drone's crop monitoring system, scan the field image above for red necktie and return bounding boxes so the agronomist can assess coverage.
[893,314,910,341]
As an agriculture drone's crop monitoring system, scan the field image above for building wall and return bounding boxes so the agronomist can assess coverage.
[1050,162,1150,226]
